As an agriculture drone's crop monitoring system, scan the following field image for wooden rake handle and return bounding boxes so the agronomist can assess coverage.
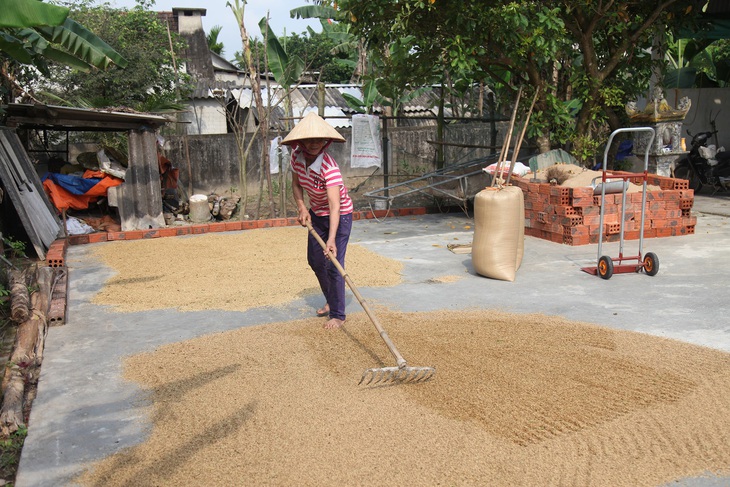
[305,221,407,368]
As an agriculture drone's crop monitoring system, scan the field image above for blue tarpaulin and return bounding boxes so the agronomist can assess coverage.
[42,172,102,195]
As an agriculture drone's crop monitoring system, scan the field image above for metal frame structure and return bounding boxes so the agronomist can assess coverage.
[363,154,502,213]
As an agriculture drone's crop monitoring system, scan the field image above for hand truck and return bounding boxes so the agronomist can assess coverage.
[581,127,660,280]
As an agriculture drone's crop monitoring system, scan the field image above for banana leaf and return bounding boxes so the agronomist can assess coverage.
[258,17,303,88]
[0,32,34,64]
[35,18,127,69]
[1,0,68,28]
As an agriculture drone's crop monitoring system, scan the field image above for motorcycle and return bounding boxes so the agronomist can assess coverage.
[673,129,730,192]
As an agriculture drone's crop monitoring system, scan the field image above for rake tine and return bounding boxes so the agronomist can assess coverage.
[359,369,373,386]
[358,366,436,386]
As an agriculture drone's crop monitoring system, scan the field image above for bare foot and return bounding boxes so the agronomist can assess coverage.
[323,318,344,330]
[316,304,329,317]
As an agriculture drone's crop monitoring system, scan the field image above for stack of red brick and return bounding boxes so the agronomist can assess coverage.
[44,238,69,326]
[513,172,696,246]
[45,238,68,267]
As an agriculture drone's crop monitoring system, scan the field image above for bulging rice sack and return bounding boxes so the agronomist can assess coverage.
[471,186,524,281]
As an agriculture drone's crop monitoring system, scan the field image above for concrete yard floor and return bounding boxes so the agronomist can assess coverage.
[15,192,730,487]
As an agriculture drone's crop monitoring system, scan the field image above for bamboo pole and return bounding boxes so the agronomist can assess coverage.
[505,89,540,186]
[491,87,522,187]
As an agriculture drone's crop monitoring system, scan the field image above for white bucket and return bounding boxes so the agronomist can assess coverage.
[189,194,211,222]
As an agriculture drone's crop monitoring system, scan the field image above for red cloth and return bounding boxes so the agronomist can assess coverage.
[158,154,179,190]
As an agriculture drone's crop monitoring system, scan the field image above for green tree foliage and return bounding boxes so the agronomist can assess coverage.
[336,0,706,162]
[282,30,353,83]
[37,0,189,112]
[207,25,225,56]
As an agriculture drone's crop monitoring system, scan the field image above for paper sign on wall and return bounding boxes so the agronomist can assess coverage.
[350,114,382,168]
[269,136,290,174]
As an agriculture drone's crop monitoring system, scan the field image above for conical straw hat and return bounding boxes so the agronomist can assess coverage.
[281,112,345,145]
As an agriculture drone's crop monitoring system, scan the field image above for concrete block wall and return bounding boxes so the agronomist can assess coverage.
[513,173,697,246]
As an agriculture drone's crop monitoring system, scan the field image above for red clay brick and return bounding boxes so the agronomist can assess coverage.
[87,233,108,244]
[141,229,160,239]
[123,230,144,240]
[571,187,594,199]
[564,234,590,246]
[157,228,178,237]
[582,214,602,226]
[560,215,583,227]
[564,225,589,237]
[550,186,570,197]
[208,222,228,232]
[68,235,89,245]
[191,225,209,234]
[240,221,258,230]
[572,196,594,207]
[679,198,693,210]
[672,179,690,190]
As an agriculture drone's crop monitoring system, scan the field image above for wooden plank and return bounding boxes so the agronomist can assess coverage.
[0,129,62,259]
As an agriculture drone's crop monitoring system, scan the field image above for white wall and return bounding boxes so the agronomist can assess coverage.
[183,99,228,135]
[668,87,730,149]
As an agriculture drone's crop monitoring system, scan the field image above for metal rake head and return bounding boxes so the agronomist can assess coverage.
[359,365,435,386]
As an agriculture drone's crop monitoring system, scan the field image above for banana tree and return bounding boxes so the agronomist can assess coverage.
[258,17,305,214]
[290,4,365,81]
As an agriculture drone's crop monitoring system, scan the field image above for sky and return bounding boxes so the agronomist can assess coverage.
[105,0,323,62]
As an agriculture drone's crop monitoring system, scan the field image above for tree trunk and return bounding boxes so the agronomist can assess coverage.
[237,12,274,218]
[9,267,30,323]
[536,135,551,154]
[0,266,54,434]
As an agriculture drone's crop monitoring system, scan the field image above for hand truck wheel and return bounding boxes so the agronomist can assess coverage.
[643,252,659,276]
[598,255,613,280]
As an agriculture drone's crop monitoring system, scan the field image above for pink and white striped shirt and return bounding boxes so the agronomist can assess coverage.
[291,147,353,217]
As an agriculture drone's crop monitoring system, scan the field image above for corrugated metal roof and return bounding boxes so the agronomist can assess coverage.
[3,103,170,131]
[188,82,486,129]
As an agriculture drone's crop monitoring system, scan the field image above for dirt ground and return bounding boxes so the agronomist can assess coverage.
[74,228,730,487]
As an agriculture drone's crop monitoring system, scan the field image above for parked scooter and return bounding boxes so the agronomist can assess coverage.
[673,128,730,192]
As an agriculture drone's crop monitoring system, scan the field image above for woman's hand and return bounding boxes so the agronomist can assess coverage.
[297,208,310,227]
[326,237,337,258]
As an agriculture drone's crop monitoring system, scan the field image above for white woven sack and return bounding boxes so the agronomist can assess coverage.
[471,186,524,281]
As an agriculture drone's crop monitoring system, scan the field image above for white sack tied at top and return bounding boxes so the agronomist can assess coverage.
[269,136,290,174]
[483,161,531,177]
[350,114,382,169]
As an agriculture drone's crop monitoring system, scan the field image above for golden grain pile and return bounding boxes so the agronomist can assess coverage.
[79,227,730,487]
[90,227,403,312]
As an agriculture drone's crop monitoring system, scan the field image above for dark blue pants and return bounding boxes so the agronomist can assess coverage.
[307,210,352,321]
